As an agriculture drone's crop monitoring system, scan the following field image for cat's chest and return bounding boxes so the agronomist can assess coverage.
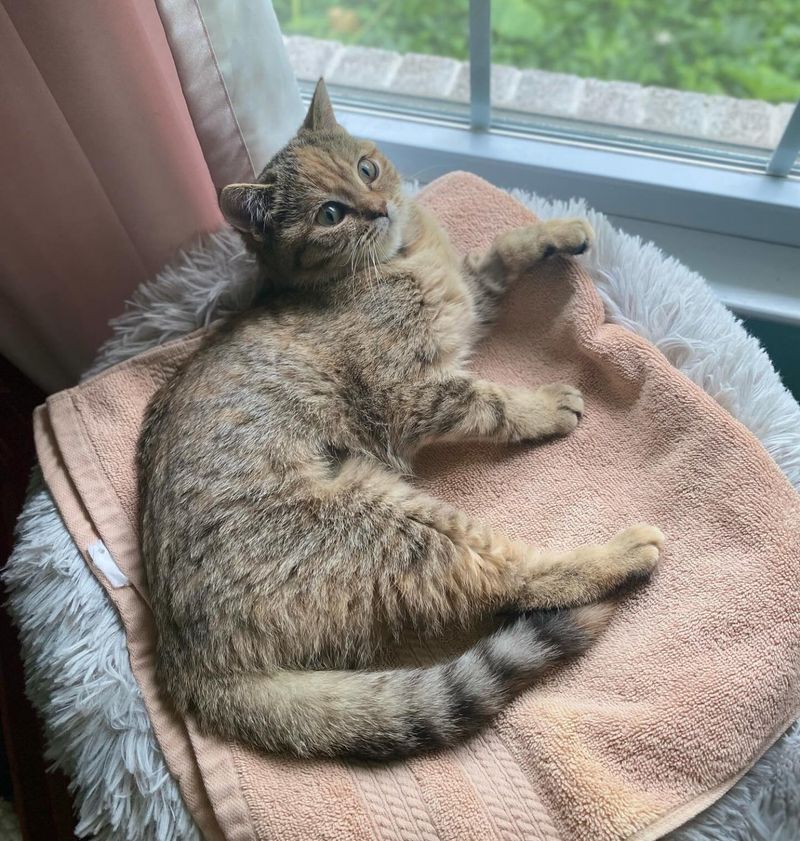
[374,206,475,364]
[417,268,474,361]
[355,264,475,372]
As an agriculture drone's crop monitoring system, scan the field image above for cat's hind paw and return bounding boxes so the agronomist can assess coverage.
[603,524,664,590]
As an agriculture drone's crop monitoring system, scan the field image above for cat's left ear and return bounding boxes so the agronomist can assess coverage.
[302,78,337,132]
[219,183,273,238]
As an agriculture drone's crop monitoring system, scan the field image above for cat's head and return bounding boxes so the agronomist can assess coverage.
[219,79,408,286]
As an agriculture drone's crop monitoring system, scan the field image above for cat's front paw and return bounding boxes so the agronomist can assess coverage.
[492,219,594,276]
[505,383,584,441]
[535,383,584,434]
[539,218,594,258]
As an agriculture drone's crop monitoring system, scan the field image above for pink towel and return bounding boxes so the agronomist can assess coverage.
[35,172,800,841]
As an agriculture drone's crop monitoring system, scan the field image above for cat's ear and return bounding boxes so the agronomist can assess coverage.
[302,78,337,132]
[219,183,273,237]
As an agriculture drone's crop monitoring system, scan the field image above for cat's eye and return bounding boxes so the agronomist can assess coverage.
[316,202,346,227]
[358,157,379,184]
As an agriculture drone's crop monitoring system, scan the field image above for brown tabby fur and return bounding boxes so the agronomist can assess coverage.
[137,80,663,759]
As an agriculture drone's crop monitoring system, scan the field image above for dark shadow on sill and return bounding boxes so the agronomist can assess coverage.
[742,317,800,401]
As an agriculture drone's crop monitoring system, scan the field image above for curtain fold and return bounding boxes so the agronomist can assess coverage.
[0,0,223,391]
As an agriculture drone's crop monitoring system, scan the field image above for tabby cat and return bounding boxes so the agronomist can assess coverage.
[137,79,663,760]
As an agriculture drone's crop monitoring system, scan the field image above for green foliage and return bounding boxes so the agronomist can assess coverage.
[274,0,800,103]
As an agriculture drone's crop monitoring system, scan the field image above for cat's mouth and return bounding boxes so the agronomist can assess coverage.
[359,199,405,265]
[375,200,404,240]
[371,216,400,258]
[364,206,394,243]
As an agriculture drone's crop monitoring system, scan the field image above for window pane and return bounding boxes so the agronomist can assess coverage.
[275,0,469,112]
[490,0,799,153]
[275,1,798,162]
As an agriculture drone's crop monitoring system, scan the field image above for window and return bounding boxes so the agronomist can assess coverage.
[277,0,470,122]
[276,0,800,175]
[490,0,799,162]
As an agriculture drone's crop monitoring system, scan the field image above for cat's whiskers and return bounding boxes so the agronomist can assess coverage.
[352,228,367,275]
[364,244,379,304]
[370,240,381,287]
[353,227,381,303]
[367,235,383,296]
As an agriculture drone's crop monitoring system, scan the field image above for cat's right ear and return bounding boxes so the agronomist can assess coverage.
[219,183,273,238]
[302,78,337,132]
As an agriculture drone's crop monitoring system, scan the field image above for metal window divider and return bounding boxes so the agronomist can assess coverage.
[766,100,800,177]
[469,0,491,131]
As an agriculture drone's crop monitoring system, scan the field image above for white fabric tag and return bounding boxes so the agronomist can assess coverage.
[87,539,129,588]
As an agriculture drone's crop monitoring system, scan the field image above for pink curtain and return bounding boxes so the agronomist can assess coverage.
[0,0,223,392]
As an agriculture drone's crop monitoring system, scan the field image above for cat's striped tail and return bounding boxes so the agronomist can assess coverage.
[194,603,614,759]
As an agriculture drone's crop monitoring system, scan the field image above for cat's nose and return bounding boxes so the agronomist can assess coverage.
[364,201,389,220]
